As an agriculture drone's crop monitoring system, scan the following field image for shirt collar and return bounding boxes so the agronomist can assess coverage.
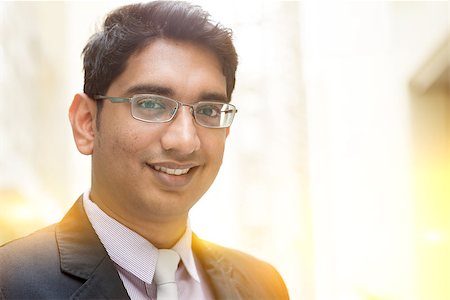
[172,221,200,282]
[82,191,200,284]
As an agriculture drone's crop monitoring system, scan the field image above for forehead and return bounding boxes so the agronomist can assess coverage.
[107,38,227,100]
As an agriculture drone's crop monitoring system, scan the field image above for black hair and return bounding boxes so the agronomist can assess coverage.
[83,1,238,104]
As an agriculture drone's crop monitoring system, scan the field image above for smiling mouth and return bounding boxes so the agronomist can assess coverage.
[151,165,191,176]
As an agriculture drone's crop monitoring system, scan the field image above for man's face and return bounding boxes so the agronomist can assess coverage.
[90,39,229,224]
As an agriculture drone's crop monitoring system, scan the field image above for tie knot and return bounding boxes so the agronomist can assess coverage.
[154,249,180,285]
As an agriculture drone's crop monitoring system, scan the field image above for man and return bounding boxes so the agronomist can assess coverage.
[0,1,289,299]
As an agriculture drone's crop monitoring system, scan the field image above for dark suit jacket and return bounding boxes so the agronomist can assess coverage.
[0,198,289,299]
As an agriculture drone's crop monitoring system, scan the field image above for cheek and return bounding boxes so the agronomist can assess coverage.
[202,131,227,163]
[113,129,141,154]
[100,106,154,155]
[111,128,161,163]
[111,132,138,156]
[97,118,143,161]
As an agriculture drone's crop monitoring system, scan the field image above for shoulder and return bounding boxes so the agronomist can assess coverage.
[0,224,58,264]
[201,238,275,269]
[193,236,290,299]
[0,224,71,297]
[0,224,59,276]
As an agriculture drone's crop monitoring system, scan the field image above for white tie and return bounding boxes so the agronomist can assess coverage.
[154,249,180,300]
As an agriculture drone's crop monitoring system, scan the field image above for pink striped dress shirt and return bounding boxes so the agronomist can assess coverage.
[83,192,213,300]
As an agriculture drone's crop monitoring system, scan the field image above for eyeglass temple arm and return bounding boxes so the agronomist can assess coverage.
[93,95,131,103]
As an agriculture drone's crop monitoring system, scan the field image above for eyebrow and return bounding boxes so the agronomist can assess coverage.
[124,84,229,103]
[125,84,174,98]
[198,92,228,103]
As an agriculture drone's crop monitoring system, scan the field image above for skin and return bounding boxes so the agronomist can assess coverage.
[69,39,230,248]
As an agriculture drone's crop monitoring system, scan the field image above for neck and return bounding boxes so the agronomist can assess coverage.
[125,216,188,249]
[90,194,188,249]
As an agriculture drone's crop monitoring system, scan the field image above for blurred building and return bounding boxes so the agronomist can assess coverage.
[410,34,449,300]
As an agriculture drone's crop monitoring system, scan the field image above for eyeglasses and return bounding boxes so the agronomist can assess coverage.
[94,94,237,128]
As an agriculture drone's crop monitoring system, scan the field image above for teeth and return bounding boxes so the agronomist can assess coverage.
[153,165,190,176]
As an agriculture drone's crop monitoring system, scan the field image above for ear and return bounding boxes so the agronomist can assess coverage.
[226,127,230,138]
[69,93,97,155]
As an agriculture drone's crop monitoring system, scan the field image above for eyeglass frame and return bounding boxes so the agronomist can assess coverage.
[93,94,238,129]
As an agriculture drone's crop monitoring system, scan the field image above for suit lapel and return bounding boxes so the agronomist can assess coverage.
[192,234,245,300]
[70,256,129,300]
[56,197,129,299]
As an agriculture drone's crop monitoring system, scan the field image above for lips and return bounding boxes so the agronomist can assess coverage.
[146,162,198,188]
[147,162,198,176]
[152,165,190,176]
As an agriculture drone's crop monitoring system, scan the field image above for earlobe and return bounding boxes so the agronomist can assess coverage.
[69,93,97,155]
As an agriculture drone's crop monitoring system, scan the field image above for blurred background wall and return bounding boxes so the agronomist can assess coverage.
[0,1,448,300]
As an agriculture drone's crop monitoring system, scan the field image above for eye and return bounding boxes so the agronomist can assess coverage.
[197,104,221,117]
[137,98,166,110]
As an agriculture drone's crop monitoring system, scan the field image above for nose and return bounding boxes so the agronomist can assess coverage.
[160,106,201,155]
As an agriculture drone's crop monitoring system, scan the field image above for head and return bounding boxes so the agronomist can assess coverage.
[69,1,238,234]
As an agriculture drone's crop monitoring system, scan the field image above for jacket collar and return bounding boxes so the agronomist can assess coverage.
[55,197,129,299]
[55,197,244,299]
